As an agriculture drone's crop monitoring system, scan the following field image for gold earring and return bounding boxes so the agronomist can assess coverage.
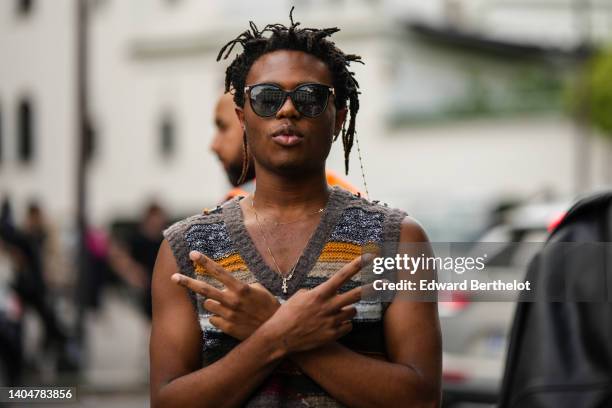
[236,131,249,186]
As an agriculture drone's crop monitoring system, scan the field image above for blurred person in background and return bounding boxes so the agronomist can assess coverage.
[22,201,72,292]
[79,225,110,314]
[23,202,47,250]
[0,197,77,374]
[108,202,168,319]
[150,10,441,407]
[0,239,24,386]
[0,197,24,386]
[1,197,13,226]
[211,92,256,198]
[211,92,360,202]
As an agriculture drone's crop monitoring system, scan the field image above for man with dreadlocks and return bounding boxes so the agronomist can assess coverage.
[150,9,441,407]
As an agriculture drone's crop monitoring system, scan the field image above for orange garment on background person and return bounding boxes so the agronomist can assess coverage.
[223,169,361,202]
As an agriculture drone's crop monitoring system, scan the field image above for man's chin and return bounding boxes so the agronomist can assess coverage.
[269,161,320,178]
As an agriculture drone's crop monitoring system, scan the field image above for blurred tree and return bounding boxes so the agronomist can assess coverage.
[565,48,612,190]
[585,50,612,138]
[568,49,612,139]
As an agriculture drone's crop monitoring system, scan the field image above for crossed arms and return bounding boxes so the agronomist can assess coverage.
[149,217,441,408]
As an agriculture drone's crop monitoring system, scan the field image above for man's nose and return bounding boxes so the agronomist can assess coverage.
[275,95,300,119]
[210,134,221,154]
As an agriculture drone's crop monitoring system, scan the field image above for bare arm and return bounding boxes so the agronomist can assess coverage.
[149,240,286,408]
[107,239,148,289]
[289,217,442,408]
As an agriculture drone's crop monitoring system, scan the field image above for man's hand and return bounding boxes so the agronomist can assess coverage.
[263,253,374,354]
[171,251,280,340]
[172,251,373,349]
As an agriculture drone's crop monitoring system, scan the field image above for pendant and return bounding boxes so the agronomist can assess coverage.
[282,278,288,294]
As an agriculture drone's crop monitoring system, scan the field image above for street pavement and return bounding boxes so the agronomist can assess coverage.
[10,288,151,407]
[76,288,150,407]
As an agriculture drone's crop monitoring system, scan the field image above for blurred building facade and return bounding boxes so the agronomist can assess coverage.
[1,0,611,239]
[0,0,77,226]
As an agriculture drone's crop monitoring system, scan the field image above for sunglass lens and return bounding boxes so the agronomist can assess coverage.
[293,85,328,117]
[250,85,284,117]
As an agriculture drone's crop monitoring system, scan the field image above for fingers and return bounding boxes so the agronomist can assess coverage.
[171,272,226,302]
[189,251,243,291]
[209,315,229,332]
[319,253,374,297]
[203,299,232,320]
[332,281,375,309]
[331,286,362,309]
[334,306,357,324]
[335,320,353,338]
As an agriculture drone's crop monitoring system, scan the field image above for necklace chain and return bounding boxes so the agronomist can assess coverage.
[251,197,324,227]
[250,196,324,294]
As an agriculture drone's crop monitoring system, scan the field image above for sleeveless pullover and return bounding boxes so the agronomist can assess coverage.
[163,186,407,407]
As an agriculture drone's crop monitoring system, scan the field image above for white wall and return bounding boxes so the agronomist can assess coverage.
[0,0,76,226]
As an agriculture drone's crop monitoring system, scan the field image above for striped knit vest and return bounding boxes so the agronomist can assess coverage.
[163,186,407,407]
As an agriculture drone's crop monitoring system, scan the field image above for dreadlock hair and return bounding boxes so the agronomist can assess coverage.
[216,7,363,175]
[237,130,250,186]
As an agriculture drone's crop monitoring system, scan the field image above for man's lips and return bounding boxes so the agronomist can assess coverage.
[270,126,303,147]
[272,134,302,146]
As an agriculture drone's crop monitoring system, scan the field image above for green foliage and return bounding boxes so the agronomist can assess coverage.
[588,50,612,136]
[568,49,612,138]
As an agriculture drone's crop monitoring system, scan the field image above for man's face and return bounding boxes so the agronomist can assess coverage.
[236,50,346,176]
[210,93,247,186]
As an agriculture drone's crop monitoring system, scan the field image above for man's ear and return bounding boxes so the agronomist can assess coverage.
[235,106,245,130]
[334,107,348,137]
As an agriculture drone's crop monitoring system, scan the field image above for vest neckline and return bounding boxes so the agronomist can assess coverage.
[222,186,350,297]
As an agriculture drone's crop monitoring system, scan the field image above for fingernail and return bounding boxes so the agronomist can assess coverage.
[171,273,182,283]
[362,253,375,263]
[189,251,202,261]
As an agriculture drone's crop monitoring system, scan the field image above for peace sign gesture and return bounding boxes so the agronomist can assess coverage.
[172,250,374,349]
[171,251,280,340]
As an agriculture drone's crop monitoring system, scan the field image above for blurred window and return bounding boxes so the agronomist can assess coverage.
[84,118,96,162]
[16,0,34,16]
[159,113,176,159]
[17,98,34,163]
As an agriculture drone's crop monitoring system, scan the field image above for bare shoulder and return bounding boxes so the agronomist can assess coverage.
[399,216,430,243]
[154,239,177,276]
[151,239,197,316]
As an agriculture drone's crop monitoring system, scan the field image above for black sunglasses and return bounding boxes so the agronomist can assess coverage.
[244,83,335,118]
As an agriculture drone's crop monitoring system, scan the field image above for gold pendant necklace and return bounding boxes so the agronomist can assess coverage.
[251,197,324,227]
[250,196,323,294]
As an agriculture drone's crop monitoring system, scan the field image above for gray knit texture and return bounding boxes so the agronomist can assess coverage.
[163,186,408,301]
